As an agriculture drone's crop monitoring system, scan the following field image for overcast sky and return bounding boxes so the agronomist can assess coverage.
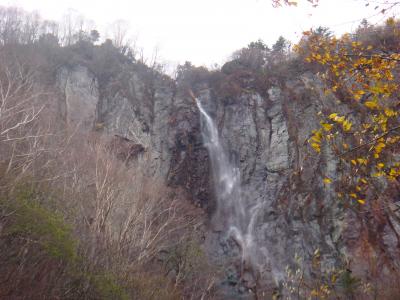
[0,0,391,67]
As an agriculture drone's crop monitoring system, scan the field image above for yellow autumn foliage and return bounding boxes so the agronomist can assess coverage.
[295,19,400,206]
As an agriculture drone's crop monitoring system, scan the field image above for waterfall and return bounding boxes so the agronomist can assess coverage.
[196,98,260,272]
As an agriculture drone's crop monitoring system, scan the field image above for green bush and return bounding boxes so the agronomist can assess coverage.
[0,185,134,299]
[90,273,130,300]
[2,187,77,261]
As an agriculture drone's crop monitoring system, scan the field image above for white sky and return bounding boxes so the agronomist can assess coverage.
[0,0,391,67]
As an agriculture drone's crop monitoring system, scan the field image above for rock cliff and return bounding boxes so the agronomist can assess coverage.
[56,58,400,298]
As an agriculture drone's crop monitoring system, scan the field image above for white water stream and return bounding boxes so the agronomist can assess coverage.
[196,98,261,272]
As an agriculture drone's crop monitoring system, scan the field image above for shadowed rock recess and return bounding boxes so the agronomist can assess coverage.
[56,54,399,298]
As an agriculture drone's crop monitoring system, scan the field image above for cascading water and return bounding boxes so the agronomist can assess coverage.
[196,98,262,275]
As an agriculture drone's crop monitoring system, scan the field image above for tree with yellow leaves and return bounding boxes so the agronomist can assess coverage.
[271,0,400,209]
[293,19,400,209]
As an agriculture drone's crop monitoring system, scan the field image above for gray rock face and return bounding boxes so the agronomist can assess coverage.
[57,63,400,298]
[194,75,346,296]
[58,66,99,130]
[57,64,212,207]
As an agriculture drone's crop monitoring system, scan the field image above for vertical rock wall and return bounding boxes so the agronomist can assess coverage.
[57,64,400,298]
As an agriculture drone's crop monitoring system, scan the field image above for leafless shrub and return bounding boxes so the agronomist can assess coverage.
[59,133,200,264]
[0,51,56,183]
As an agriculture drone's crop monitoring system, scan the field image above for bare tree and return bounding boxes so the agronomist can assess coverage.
[0,6,23,45]
[0,53,49,177]
[59,9,95,45]
[40,19,59,37]
[20,10,41,44]
[107,19,133,54]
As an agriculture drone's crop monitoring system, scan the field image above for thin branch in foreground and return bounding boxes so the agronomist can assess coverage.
[339,125,400,157]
